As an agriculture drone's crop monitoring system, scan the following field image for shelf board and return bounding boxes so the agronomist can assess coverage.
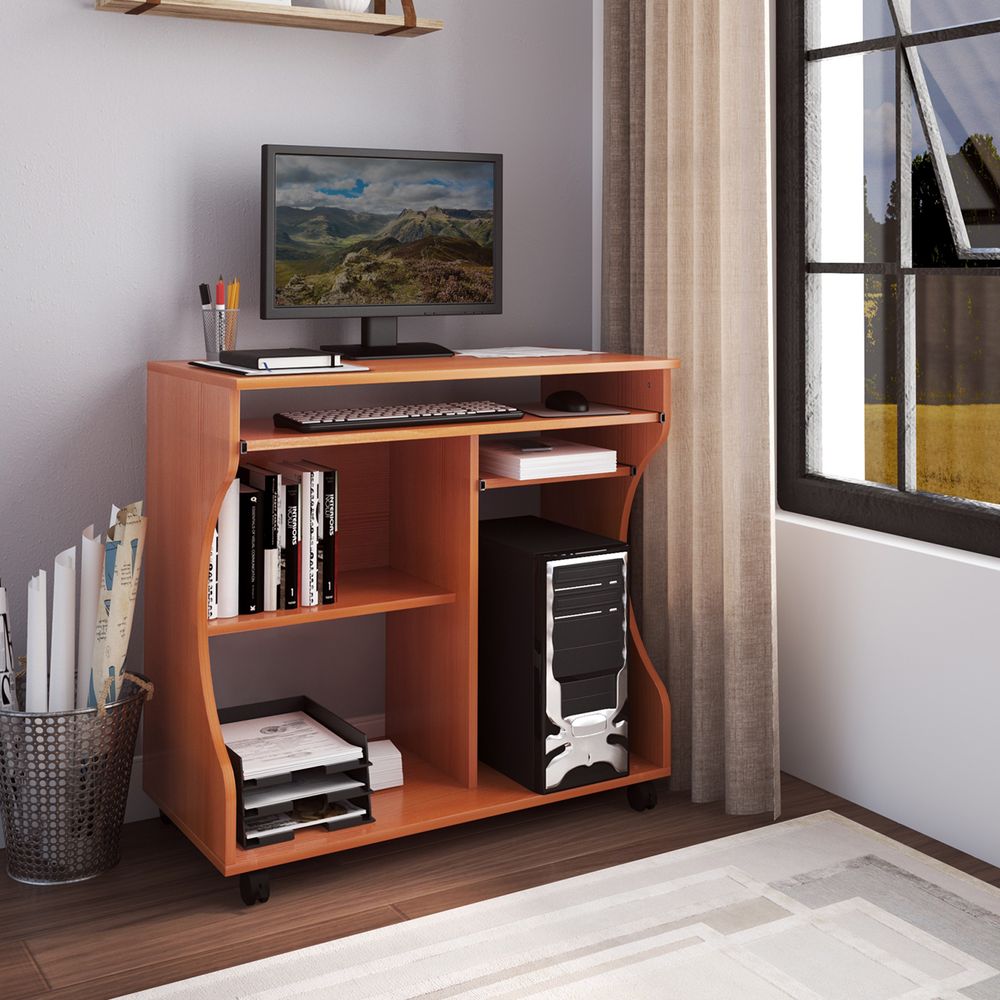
[226,749,669,874]
[240,410,663,452]
[480,463,635,491]
[96,0,442,36]
[207,566,454,636]
[149,355,681,392]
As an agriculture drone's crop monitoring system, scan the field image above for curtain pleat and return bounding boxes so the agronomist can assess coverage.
[603,0,779,816]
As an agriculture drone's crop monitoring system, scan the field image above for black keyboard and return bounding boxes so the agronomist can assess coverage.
[274,400,524,433]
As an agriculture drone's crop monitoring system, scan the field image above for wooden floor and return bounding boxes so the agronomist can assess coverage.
[2,773,998,1000]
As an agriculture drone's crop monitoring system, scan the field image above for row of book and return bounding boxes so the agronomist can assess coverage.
[209,460,339,620]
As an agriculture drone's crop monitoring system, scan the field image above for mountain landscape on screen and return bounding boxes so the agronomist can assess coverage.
[273,155,496,307]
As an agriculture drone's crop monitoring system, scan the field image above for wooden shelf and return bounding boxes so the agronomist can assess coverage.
[240,410,663,452]
[150,354,680,392]
[224,750,670,874]
[96,0,442,37]
[480,463,635,492]
[207,566,454,636]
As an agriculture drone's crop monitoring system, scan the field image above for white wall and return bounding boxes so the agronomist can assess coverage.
[777,513,1000,867]
[0,1,593,710]
[771,1,1000,868]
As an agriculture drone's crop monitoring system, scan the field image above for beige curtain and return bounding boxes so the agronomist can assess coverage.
[604,0,779,815]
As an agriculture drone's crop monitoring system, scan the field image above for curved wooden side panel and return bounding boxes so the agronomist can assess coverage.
[145,369,240,873]
[539,369,673,772]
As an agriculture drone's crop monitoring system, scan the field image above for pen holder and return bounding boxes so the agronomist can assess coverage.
[203,309,239,361]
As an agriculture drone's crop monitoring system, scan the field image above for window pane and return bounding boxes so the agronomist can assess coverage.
[912,1,1000,33]
[916,274,1000,504]
[807,0,895,50]
[912,35,1000,252]
[807,274,898,486]
[807,49,897,262]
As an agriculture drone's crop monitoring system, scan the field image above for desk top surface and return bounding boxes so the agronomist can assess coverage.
[149,353,680,392]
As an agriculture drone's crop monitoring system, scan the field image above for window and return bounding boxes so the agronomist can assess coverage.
[777,0,1000,557]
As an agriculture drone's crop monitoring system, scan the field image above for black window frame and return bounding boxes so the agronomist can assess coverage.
[776,1,1000,558]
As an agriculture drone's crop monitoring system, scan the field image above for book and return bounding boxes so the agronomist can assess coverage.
[303,462,339,605]
[208,523,219,620]
[272,462,320,608]
[283,481,300,611]
[238,485,264,615]
[479,438,618,481]
[217,478,241,619]
[241,464,281,612]
[219,348,337,371]
[301,467,320,607]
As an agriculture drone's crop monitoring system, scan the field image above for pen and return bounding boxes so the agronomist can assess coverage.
[199,283,212,313]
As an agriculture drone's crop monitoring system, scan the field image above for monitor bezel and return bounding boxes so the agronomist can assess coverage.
[261,144,503,321]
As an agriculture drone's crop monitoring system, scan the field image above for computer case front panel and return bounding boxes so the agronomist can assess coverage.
[479,516,629,795]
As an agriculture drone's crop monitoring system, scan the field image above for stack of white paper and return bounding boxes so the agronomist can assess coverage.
[221,711,363,781]
[479,438,617,481]
[368,739,404,791]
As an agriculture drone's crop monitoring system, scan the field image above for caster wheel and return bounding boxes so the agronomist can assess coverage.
[627,781,658,812]
[158,810,174,827]
[240,872,271,906]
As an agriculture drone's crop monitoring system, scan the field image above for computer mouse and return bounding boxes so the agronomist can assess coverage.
[545,389,590,413]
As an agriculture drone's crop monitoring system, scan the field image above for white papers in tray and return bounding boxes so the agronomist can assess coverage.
[368,740,404,791]
[244,801,366,841]
[243,774,365,811]
[479,438,617,481]
[221,711,363,780]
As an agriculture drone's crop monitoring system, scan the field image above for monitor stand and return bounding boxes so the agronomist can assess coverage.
[324,317,454,361]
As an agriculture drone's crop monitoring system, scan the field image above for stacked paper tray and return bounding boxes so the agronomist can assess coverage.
[479,438,617,481]
[219,696,374,849]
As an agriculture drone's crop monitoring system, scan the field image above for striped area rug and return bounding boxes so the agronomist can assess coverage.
[120,812,1000,999]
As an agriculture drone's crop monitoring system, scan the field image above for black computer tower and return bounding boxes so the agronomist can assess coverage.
[478,516,629,794]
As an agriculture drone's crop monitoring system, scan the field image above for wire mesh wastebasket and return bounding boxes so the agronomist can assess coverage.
[0,673,152,885]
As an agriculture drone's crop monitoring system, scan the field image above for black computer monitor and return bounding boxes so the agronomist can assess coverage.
[261,145,502,360]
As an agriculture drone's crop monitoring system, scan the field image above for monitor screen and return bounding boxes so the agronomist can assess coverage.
[262,147,501,318]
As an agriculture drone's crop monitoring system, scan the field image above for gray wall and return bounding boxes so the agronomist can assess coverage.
[0,1,594,720]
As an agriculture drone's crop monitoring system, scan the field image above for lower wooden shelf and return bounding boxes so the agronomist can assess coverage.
[207,566,455,636]
[480,464,635,491]
[226,749,670,875]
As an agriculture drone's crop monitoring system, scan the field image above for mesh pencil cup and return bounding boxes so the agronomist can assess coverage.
[203,309,239,361]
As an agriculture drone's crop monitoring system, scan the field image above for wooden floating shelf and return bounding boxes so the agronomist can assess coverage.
[207,566,454,636]
[479,464,635,492]
[95,0,443,37]
[224,750,669,874]
[240,411,663,452]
